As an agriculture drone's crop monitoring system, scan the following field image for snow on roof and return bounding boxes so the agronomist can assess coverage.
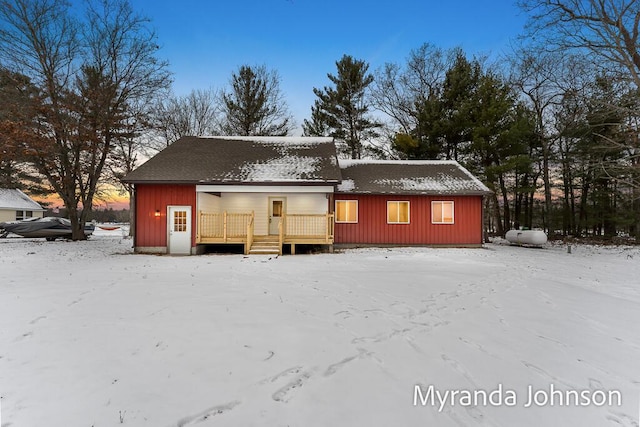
[373,176,480,192]
[0,188,45,210]
[336,160,491,195]
[339,159,459,167]
[124,136,342,184]
[337,179,356,192]
[238,155,322,182]
[212,136,333,145]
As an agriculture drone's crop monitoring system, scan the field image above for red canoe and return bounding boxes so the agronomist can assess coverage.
[97,225,121,231]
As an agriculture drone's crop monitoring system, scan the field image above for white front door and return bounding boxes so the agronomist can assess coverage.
[168,206,191,255]
[269,198,285,235]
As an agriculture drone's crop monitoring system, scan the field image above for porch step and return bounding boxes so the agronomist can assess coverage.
[249,249,280,255]
[252,235,279,243]
[248,237,281,255]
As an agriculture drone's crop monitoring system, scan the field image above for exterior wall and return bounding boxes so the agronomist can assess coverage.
[216,192,328,235]
[0,209,16,222]
[197,192,221,213]
[334,194,483,245]
[135,184,197,250]
[0,209,44,222]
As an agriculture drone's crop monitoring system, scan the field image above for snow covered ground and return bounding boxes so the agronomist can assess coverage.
[0,231,639,427]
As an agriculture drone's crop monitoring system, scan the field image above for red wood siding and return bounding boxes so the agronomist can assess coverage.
[135,184,197,248]
[334,194,483,245]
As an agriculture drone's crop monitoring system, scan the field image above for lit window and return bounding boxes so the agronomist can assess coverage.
[335,200,358,223]
[432,201,454,224]
[174,210,187,232]
[387,201,410,224]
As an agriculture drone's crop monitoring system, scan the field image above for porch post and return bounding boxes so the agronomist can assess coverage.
[325,213,329,243]
[278,216,284,256]
[197,210,202,243]
[223,211,227,242]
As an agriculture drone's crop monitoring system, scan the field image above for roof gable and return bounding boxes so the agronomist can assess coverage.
[0,188,45,210]
[124,136,341,184]
[336,160,491,195]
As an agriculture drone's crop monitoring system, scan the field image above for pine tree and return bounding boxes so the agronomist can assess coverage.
[303,55,381,159]
[220,65,294,136]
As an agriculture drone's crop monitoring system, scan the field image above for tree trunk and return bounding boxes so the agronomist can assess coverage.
[491,191,504,236]
[499,172,511,231]
[66,203,86,241]
[541,136,553,236]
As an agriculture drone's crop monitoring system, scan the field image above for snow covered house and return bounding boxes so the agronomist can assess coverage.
[0,188,45,223]
[124,136,490,255]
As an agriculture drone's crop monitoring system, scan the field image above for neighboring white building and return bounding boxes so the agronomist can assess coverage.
[0,188,45,222]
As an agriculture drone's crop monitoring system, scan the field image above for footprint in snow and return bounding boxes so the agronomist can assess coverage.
[259,366,303,385]
[175,400,241,426]
[323,348,371,377]
[272,370,312,402]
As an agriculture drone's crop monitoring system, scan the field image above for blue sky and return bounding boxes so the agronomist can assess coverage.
[132,0,528,132]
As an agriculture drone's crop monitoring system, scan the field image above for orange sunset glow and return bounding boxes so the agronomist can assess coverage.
[35,188,130,211]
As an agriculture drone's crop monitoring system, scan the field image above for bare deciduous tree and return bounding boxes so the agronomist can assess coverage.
[520,0,640,236]
[371,43,457,135]
[152,88,221,148]
[519,0,640,87]
[0,0,170,239]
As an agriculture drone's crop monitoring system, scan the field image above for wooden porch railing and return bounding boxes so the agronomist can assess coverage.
[198,211,254,242]
[245,214,255,255]
[197,211,334,246]
[278,217,284,255]
[284,213,334,242]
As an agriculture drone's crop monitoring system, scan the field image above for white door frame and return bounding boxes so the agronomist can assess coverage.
[167,205,192,255]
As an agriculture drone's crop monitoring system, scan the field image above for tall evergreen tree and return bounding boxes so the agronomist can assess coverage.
[303,55,381,159]
[220,65,294,136]
[440,53,483,161]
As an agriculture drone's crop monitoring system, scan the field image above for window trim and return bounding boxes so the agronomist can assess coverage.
[432,201,455,224]
[335,200,358,223]
[387,201,410,224]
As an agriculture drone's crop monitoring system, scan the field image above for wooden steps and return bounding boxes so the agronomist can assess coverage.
[248,235,280,255]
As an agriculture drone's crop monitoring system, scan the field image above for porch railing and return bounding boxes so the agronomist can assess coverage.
[245,215,254,255]
[198,211,254,242]
[284,213,334,242]
[198,211,334,244]
[278,217,284,255]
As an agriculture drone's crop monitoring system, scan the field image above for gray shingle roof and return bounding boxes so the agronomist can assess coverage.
[124,136,342,184]
[0,188,45,210]
[336,160,491,195]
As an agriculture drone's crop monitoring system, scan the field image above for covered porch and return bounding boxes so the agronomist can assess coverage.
[195,186,335,255]
[196,211,334,255]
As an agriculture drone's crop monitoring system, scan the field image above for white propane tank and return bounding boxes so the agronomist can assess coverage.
[505,229,547,246]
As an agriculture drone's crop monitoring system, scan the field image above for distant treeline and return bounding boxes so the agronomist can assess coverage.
[46,208,130,224]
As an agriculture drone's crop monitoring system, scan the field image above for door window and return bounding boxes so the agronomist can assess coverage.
[174,210,187,232]
[272,200,283,217]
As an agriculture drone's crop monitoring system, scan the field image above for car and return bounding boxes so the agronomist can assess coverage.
[0,217,95,240]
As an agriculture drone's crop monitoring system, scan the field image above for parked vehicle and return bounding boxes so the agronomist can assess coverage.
[0,217,95,240]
